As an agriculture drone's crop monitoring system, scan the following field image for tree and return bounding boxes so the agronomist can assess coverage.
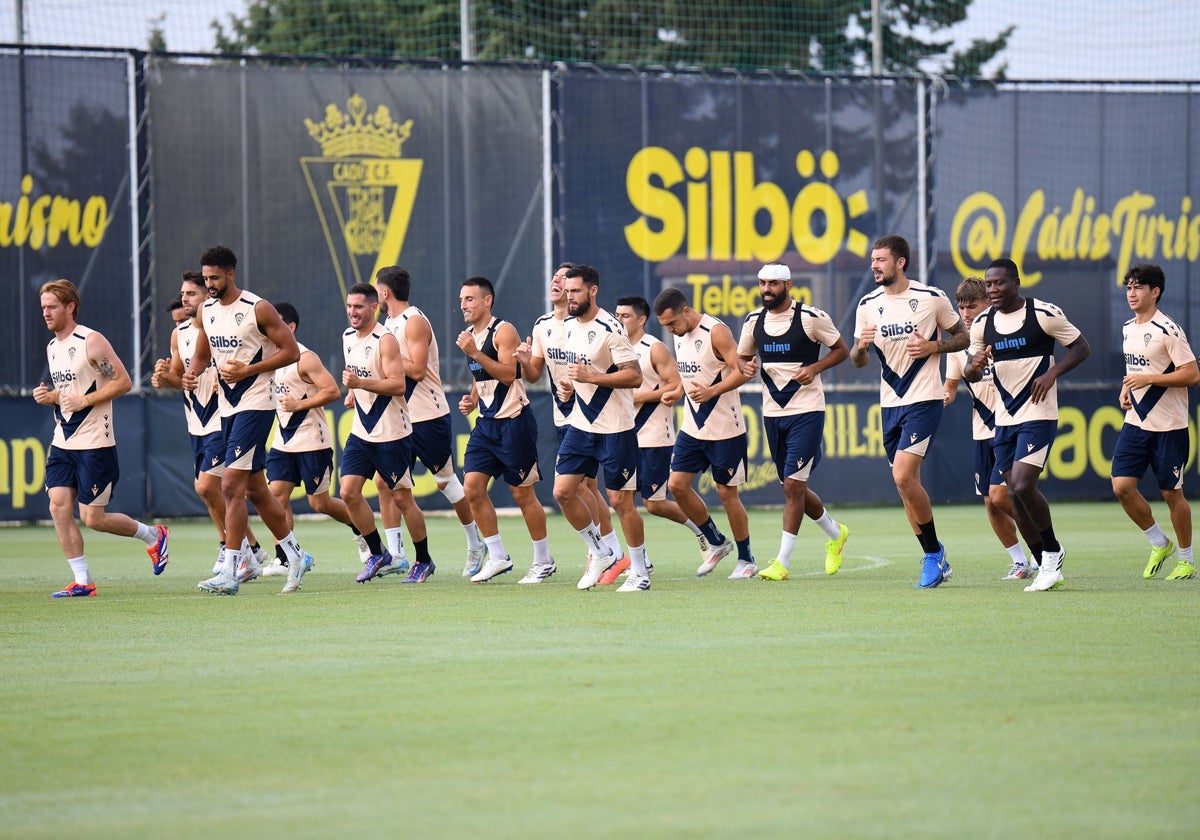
[212,0,1010,78]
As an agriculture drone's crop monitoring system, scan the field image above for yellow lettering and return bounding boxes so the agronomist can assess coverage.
[741,404,760,459]
[1046,407,1087,480]
[1011,190,1043,286]
[684,148,709,261]
[0,175,109,251]
[1087,406,1125,478]
[733,151,789,261]
[624,147,685,262]
[11,437,46,510]
[950,191,1007,278]
[709,150,732,260]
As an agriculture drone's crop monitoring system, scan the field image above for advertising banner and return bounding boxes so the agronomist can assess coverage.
[556,72,923,393]
[146,61,547,390]
[0,53,135,391]
[934,85,1200,380]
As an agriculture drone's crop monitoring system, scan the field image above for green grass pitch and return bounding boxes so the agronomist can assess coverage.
[1,501,1197,839]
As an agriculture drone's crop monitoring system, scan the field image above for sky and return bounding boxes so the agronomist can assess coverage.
[1,0,1199,81]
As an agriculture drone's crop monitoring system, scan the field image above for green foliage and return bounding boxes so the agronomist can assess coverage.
[211,0,1010,77]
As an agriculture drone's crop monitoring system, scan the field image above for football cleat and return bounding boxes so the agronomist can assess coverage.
[401,561,436,583]
[1165,561,1197,581]
[1002,563,1034,580]
[518,560,557,584]
[354,534,372,565]
[1024,568,1064,592]
[917,543,949,589]
[597,555,631,585]
[357,551,394,583]
[236,554,262,584]
[375,556,411,578]
[198,572,239,596]
[727,559,759,579]
[51,582,96,598]
[825,523,849,575]
[147,524,169,575]
[696,539,734,577]
[260,558,288,577]
[1144,540,1176,579]
[758,559,789,581]
[282,552,313,594]
[471,555,514,583]
[578,552,616,590]
[616,573,651,592]
[462,546,485,577]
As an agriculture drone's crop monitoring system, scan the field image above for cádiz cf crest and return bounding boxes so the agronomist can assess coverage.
[301,94,423,300]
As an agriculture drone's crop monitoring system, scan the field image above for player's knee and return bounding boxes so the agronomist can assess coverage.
[439,473,466,504]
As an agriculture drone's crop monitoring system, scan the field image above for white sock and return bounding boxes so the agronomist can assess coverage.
[629,544,649,576]
[279,532,303,565]
[812,510,842,540]
[1144,523,1169,548]
[385,527,405,558]
[221,546,242,576]
[683,519,704,537]
[1180,545,1194,564]
[576,524,607,556]
[133,522,158,545]
[777,531,798,568]
[601,529,624,558]
[484,533,508,562]
[68,555,90,585]
[1005,543,1027,565]
[532,537,550,565]
[463,521,484,551]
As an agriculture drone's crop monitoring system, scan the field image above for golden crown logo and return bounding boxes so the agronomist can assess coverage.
[304,94,413,159]
[301,94,424,301]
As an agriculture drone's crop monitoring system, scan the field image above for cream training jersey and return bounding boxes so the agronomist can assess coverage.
[530,310,574,426]
[563,308,638,434]
[272,342,334,453]
[343,327,412,442]
[46,325,115,450]
[177,319,221,436]
[737,301,842,417]
[469,317,529,420]
[202,291,278,416]
[969,297,1081,426]
[854,281,960,408]
[632,333,676,448]
[1122,310,1195,432]
[385,305,449,423]
[674,313,745,441]
[945,349,997,441]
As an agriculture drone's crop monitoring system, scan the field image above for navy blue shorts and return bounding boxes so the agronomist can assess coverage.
[671,430,748,487]
[994,419,1057,474]
[341,435,414,489]
[764,412,824,483]
[220,409,275,472]
[881,400,942,463]
[463,412,541,487]
[410,414,454,479]
[46,445,119,506]
[190,430,226,479]
[267,447,334,495]
[556,426,638,492]
[1111,424,1189,491]
[637,446,673,500]
[972,438,1002,496]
